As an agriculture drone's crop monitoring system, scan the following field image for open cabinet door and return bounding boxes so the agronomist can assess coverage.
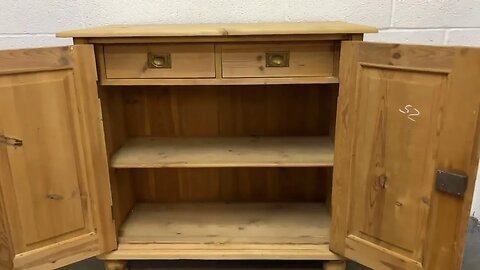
[0,46,116,270]
[330,41,480,270]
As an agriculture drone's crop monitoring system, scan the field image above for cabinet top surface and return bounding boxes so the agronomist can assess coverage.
[56,21,378,38]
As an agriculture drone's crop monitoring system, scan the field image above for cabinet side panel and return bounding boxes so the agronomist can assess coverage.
[99,86,135,231]
[72,45,117,252]
[330,42,359,254]
[0,149,13,270]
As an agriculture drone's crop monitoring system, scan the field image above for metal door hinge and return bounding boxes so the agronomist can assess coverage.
[0,135,23,147]
[436,170,468,197]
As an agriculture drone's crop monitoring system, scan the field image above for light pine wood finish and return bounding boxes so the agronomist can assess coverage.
[112,84,336,202]
[131,167,330,203]
[0,46,116,269]
[104,44,215,79]
[111,137,334,168]
[104,260,127,270]
[0,47,74,75]
[120,203,330,244]
[98,203,340,260]
[97,87,136,233]
[100,242,340,261]
[100,76,339,86]
[76,35,356,45]
[94,44,137,234]
[8,22,480,269]
[118,85,335,137]
[221,42,335,78]
[0,167,13,270]
[57,22,378,38]
[331,42,480,270]
[71,45,117,254]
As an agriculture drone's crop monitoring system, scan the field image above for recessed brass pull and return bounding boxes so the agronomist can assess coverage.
[266,52,290,67]
[148,53,172,69]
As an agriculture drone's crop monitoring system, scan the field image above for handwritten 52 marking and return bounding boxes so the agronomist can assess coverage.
[399,105,420,122]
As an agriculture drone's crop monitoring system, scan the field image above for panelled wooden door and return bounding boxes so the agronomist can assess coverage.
[331,42,480,270]
[0,46,116,270]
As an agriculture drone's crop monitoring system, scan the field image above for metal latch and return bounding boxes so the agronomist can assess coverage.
[436,170,468,197]
[0,135,23,147]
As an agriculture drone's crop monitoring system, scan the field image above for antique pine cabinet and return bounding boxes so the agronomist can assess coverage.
[0,22,479,270]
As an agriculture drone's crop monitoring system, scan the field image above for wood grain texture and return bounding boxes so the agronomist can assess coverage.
[107,84,336,202]
[119,203,330,244]
[80,34,353,45]
[57,22,378,38]
[97,86,136,233]
[100,76,339,86]
[0,71,88,249]
[221,42,334,78]
[0,149,13,270]
[104,260,127,270]
[331,42,480,270]
[0,46,115,269]
[345,236,422,270]
[13,233,99,270]
[71,45,117,252]
[111,137,334,168]
[132,167,330,203]
[104,44,215,79]
[100,242,340,260]
[0,47,73,75]
[118,85,335,137]
[98,203,340,260]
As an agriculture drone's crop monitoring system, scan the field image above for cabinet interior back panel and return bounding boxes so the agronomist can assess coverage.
[131,167,331,202]
[119,85,337,137]
[105,85,336,203]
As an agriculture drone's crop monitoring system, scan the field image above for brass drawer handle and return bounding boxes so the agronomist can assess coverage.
[148,53,172,69]
[266,52,290,67]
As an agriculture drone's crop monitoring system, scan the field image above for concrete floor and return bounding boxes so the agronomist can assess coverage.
[60,217,480,270]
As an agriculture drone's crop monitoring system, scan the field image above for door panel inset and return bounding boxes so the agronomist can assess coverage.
[350,67,444,261]
[0,72,87,247]
[331,42,480,270]
[0,46,115,270]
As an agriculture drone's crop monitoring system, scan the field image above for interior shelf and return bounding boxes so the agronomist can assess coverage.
[111,136,334,168]
[101,203,338,260]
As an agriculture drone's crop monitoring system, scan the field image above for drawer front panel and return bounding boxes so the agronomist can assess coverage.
[104,44,216,79]
[221,42,335,78]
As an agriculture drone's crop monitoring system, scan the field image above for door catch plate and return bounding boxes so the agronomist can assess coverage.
[436,170,467,197]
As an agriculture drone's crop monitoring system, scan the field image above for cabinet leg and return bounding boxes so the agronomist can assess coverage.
[324,260,346,270]
[104,260,127,270]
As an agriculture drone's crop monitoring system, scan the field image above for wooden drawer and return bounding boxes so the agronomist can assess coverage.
[104,44,216,79]
[221,42,335,78]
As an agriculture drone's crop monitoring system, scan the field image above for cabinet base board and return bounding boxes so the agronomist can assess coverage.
[98,243,341,260]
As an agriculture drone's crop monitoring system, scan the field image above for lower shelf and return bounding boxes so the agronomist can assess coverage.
[100,203,339,260]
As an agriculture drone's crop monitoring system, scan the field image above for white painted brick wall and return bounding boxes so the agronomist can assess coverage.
[1,0,480,217]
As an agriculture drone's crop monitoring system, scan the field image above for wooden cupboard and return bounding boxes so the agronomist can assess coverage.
[0,22,478,270]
